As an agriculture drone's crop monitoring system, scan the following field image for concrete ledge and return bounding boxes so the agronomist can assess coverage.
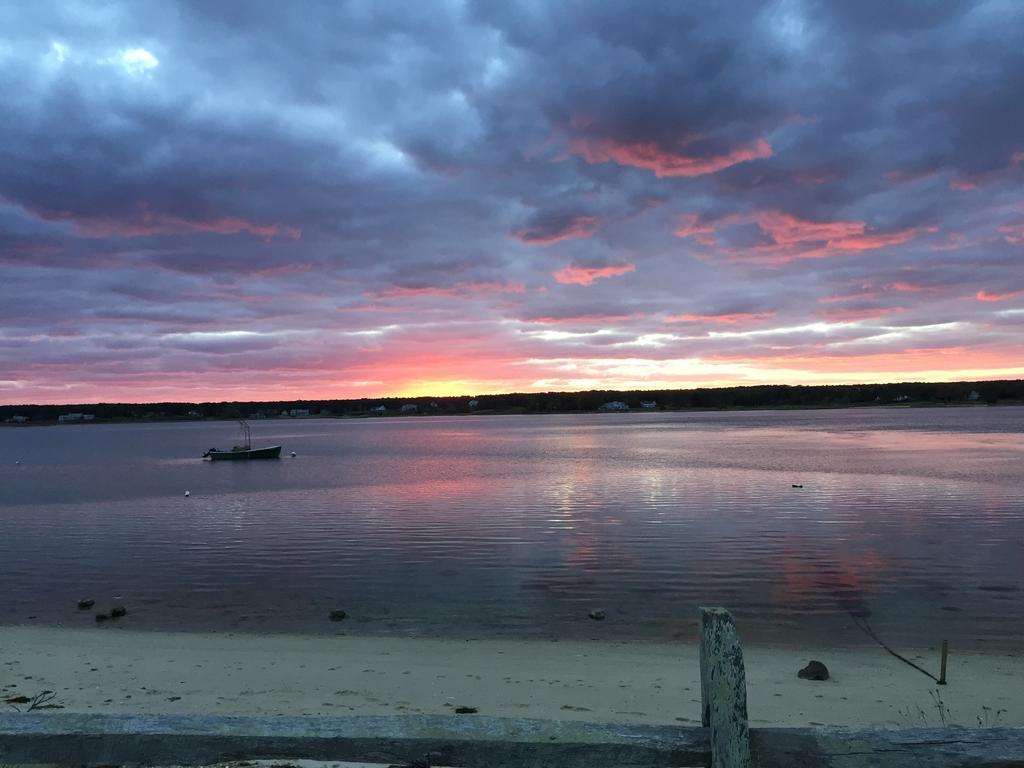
[751,727,1024,768]
[0,713,707,767]
[3,714,1024,767]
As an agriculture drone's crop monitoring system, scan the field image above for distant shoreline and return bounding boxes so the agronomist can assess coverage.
[4,379,1021,425]
[2,400,1019,428]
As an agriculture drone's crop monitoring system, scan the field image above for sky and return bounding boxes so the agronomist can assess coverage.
[1,0,1023,405]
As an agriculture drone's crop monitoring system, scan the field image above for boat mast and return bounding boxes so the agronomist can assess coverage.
[237,419,251,450]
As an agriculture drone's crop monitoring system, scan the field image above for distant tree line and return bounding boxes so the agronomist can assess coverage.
[2,379,1021,424]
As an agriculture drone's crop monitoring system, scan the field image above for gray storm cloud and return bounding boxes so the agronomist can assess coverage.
[1,0,1022,402]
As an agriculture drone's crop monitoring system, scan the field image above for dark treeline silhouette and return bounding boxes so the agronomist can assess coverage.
[2,379,1021,424]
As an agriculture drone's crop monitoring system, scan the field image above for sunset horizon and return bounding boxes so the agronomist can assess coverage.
[3,2,1023,404]
[5,363,1024,407]
[2,374,1020,409]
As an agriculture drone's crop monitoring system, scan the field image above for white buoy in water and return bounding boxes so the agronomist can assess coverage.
[184,490,191,497]
[14,460,20,465]
[290,451,297,458]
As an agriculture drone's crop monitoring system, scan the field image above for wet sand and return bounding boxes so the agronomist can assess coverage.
[1,626,1020,727]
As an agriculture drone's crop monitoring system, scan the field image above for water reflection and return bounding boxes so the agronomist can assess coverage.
[1,409,1023,647]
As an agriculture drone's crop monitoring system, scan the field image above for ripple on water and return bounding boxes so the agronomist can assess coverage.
[1,410,1023,647]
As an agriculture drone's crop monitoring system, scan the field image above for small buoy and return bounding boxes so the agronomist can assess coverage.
[14,460,20,465]
[792,484,803,488]
[290,451,297,458]
[184,490,191,497]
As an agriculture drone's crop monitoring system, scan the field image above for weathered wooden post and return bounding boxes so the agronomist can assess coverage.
[700,607,751,768]
[938,639,949,685]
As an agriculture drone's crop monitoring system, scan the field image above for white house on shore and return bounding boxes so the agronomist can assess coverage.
[599,401,629,411]
[468,399,479,408]
[640,400,657,409]
[370,405,387,413]
[400,403,418,413]
[58,413,94,423]
[288,408,310,417]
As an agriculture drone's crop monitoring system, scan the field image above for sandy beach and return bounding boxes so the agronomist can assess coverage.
[1,626,1019,728]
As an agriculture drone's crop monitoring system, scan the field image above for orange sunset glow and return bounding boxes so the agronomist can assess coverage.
[1,3,1023,405]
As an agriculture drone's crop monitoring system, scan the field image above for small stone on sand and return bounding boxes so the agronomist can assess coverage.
[798,660,830,681]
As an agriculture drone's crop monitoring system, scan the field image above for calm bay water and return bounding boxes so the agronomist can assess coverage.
[1,408,1022,648]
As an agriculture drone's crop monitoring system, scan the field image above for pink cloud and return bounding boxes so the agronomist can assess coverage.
[824,229,919,252]
[976,289,1023,302]
[820,289,879,304]
[820,281,933,305]
[514,215,599,245]
[368,281,528,299]
[673,214,720,245]
[665,311,775,325]
[526,312,642,324]
[817,305,908,321]
[710,346,1019,375]
[675,210,924,264]
[569,136,772,178]
[998,223,1024,244]
[886,167,939,184]
[950,151,1024,191]
[552,263,636,286]
[43,208,303,241]
[949,176,978,191]
[753,211,865,246]
[886,281,931,293]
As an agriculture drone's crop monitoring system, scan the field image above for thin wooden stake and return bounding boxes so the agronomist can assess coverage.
[938,640,949,685]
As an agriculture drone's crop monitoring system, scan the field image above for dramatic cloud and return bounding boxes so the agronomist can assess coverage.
[66,211,302,241]
[1,0,1023,403]
[569,136,772,178]
[675,211,925,264]
[666,312,777,325]
[513,212,599,245]
[977,290,1024,303]
[552,263,636,286]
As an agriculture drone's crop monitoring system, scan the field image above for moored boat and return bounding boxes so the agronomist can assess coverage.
[203,444,282,460]
[202,420,282,461]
